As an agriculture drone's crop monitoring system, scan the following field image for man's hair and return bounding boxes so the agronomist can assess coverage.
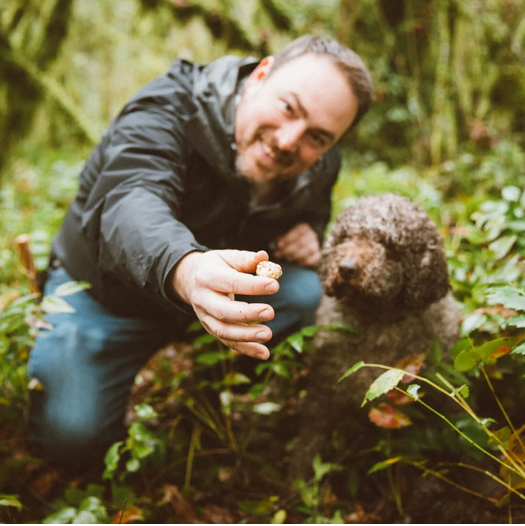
[269,35,374,130]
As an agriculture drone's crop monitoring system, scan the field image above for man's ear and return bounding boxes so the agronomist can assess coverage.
[245,56,275,91]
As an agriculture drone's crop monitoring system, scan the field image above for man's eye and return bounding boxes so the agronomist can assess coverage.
[280,100,293,114]
[309,132,326,146]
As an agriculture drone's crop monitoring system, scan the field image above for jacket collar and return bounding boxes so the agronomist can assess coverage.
[184,56,258,181]
[182,55,322,208]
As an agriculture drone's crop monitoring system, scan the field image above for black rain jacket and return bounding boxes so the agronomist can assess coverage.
[52,56,342,319]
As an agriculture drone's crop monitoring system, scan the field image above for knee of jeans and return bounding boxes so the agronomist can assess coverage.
[30,389,120,469]
[285,272,323,317]
[38,409,118,469]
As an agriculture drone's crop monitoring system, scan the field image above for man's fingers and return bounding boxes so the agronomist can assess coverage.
[275,240,320,266]
[219,249,269,273]
[196,294,275,323]
[201,315,272,343]
[196,265,279,296]
[221,340,271,360]
[276,223,314,246]
[274,222,320,266]
[214,300,275,324]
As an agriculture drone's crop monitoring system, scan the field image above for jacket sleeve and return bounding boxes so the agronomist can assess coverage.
[80,101,208,311]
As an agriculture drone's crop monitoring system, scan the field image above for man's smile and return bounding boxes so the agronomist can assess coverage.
[258,135,295,169]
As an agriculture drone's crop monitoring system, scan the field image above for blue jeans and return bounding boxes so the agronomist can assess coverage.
[28,264,321,469]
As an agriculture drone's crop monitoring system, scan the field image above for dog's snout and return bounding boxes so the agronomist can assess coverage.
[339,257,359,278]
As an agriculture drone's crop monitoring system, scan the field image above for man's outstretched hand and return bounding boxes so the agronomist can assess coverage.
[172,250,279,360]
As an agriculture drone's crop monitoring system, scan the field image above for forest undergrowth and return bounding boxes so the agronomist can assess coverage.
[2,141,525,523]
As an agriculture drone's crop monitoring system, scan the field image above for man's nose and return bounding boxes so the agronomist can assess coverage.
[275,121,306,151]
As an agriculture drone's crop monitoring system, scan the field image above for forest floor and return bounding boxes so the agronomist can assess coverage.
[2,343,525,524]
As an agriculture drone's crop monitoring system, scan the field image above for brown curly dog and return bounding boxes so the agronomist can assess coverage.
[289,193,460,481]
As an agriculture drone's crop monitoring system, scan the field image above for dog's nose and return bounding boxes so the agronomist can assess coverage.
[339,257,359,278]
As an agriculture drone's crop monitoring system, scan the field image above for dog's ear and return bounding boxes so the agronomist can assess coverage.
[403,244,450,309]
[318,245,336,297]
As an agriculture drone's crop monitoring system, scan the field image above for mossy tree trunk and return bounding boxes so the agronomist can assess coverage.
[337,0,525,165]
[0,0,74,179]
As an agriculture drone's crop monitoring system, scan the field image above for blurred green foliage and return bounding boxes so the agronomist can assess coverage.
[2,0,525,175]
[2,0,525,522]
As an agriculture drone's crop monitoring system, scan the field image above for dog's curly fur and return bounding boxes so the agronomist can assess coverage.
[289,193,461,480]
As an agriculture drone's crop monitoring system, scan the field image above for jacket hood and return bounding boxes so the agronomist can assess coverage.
[183,56,259,180]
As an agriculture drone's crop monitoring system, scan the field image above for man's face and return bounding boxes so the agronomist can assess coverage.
[234,54,359,185]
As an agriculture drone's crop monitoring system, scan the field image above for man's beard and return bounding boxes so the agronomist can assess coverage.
[235,131,296,184]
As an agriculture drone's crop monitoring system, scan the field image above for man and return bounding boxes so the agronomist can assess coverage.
[28,35,373,469]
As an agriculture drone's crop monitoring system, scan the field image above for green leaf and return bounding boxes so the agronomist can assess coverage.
[486,286,525,311]
[480,418,496,427]
[86,485,105,500]
[111,485,136,508]
[41,295,75,314]
[312,454,342,481]
[134,403,158,421]
[300,325,318,337]
[461,313,488,336]
[489,235,517,260]
[477,337,517,362]
[454,351,477,372]
[126,458,140,472]
[238,496,279,515]
[508,219,525,231]
[253,402,282,415]
[367,456,402,475]
[511,342,525,355]
[450,384,470,398]
[465,228,484,245]
[426,339,443,365]
[78,496,102,513]
[502,186,521,202]
[0,494,23,511]
[362,369,405,406]
[54,281,90,297]
[270,362,292,378]
[223,372,251,386]
[72,511,98,524]
[43,506,77,524]
[450,339,472,358]
[220,390,233,415]
[103,441,123,479]
[406,384,420,400]
[488,426,512,446]
[64,488,86,507]
[287,332,304,353]
[196,351,226,366]
[248,382,265,398]
[271,509,287,524]
[129,422,155,443]
[187,320,204,333]
[506,315,525,328]
[338,361,365,383]
[131,441,155,460]
[331,510,345,524]
[192,333,217,346]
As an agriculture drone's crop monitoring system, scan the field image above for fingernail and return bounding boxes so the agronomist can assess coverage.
[255,330,268,341]
[259,308,273,321]
[265,282,278,293]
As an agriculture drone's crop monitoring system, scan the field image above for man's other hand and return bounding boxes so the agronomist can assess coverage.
[172,250,279,360]
[274,223,320,267]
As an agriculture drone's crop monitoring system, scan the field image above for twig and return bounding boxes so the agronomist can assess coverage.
[118,499,128,524]
[14,234,40,294]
